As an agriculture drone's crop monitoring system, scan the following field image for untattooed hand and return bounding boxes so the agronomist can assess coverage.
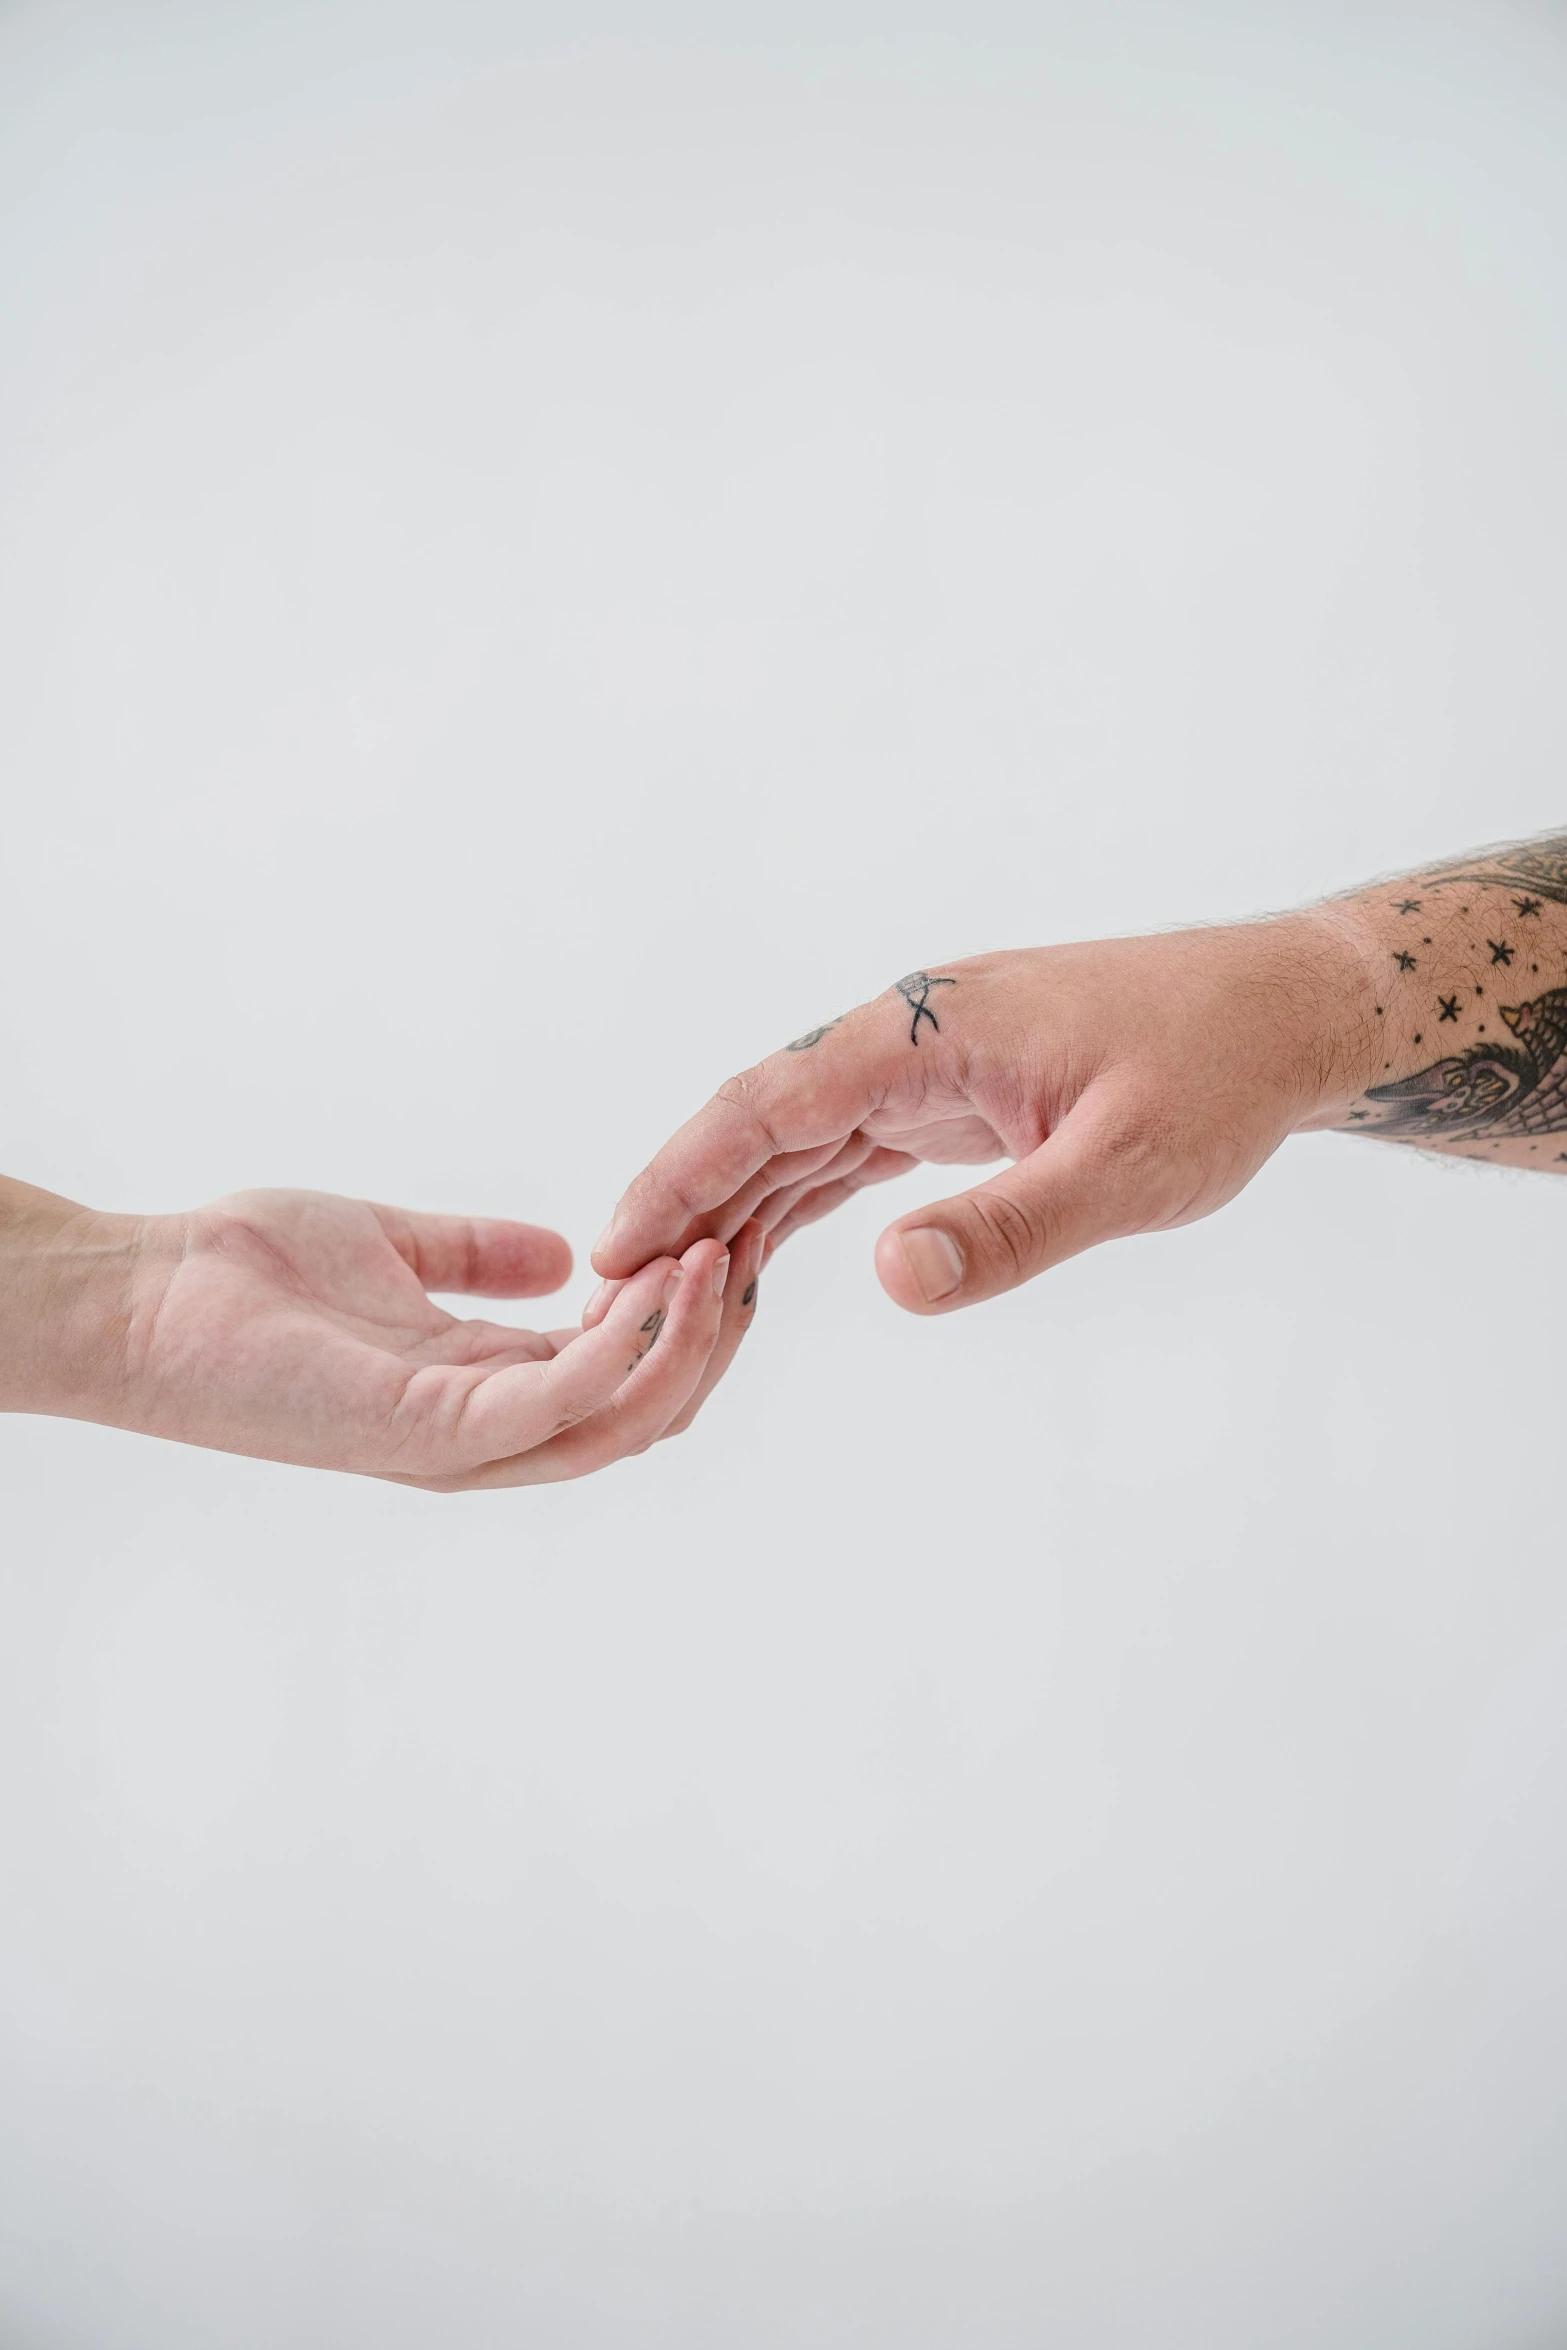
[0,1179,765,1487]
[590,916,1379,1315]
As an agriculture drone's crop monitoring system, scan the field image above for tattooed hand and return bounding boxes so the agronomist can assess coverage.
[0,1178,765,1488]
[589,831,1567,1315]
[587,928,1363,1313]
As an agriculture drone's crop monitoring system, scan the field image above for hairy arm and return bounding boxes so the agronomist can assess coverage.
[1315,831,1567,1163]
[591,830,1567,1318]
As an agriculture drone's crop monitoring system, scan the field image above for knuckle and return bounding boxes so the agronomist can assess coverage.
[715,1068,787,1155]
[544,1387,598,1440]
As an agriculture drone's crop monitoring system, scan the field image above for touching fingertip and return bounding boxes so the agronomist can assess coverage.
[711,1252,730,1299]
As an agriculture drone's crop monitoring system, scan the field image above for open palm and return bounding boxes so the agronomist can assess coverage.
[107,1188,760,1489]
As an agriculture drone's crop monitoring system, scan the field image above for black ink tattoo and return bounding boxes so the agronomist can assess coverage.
[1438,995,1459,1022]
[786,1020,843,1052]
[627,1306,666,1373]
[740,1280,757,1307]
[1395,899,1422,914]
[1394,951,1417,973]
[894,970,956,1044]
[1489,939,1515,966]
[1426,834,1567,907]
[1516,897,1543,917]
[1355,988,1567,1142]
[639,1309,665,1350]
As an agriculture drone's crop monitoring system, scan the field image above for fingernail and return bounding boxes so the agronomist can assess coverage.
[594,1221,618,1260]
[711,1252,730,1299]
[900,1226,964,1301]
[662,1265,685,1306]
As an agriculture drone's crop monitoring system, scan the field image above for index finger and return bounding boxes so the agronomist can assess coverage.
[591,1027,879,1279]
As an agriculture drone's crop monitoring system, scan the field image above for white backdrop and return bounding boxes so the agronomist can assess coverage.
[4,3,1567,2343]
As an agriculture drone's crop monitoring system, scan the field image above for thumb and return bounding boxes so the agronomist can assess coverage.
[873,1118,1143,1313]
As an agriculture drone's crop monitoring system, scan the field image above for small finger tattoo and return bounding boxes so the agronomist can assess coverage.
[740,1280,757,1308]
[639,1309,666,1351]
[894,970,956,1045]
[786,1019,843,1052]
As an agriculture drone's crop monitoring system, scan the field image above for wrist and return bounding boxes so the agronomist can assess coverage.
[0,1177,145,1420]
[1251,903,1387,1133]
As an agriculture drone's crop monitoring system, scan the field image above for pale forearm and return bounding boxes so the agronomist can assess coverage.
[0,1177,140,1417]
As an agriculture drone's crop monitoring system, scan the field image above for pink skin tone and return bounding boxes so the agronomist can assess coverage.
[12,842,1563,1476]
[0,1177,765,1490]
[586,897,1495,1317]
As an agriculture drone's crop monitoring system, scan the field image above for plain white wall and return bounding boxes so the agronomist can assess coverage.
[4,2,1567,2342]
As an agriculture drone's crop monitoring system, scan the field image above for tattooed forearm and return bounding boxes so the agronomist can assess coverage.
[894,970,957,1045]
[1335,831,1567,1162]
[1363,992,1567,1143]
[1425,832,1567,907]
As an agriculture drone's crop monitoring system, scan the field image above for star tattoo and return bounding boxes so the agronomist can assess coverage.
[1489,939,1515,966]
[1394,951,1417,973]
[1438,995,1459,1022]
[1515,897,1543,917]
[1394,899,1422,915]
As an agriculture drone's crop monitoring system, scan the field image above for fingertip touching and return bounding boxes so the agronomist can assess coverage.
[592,1055,877,1278]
